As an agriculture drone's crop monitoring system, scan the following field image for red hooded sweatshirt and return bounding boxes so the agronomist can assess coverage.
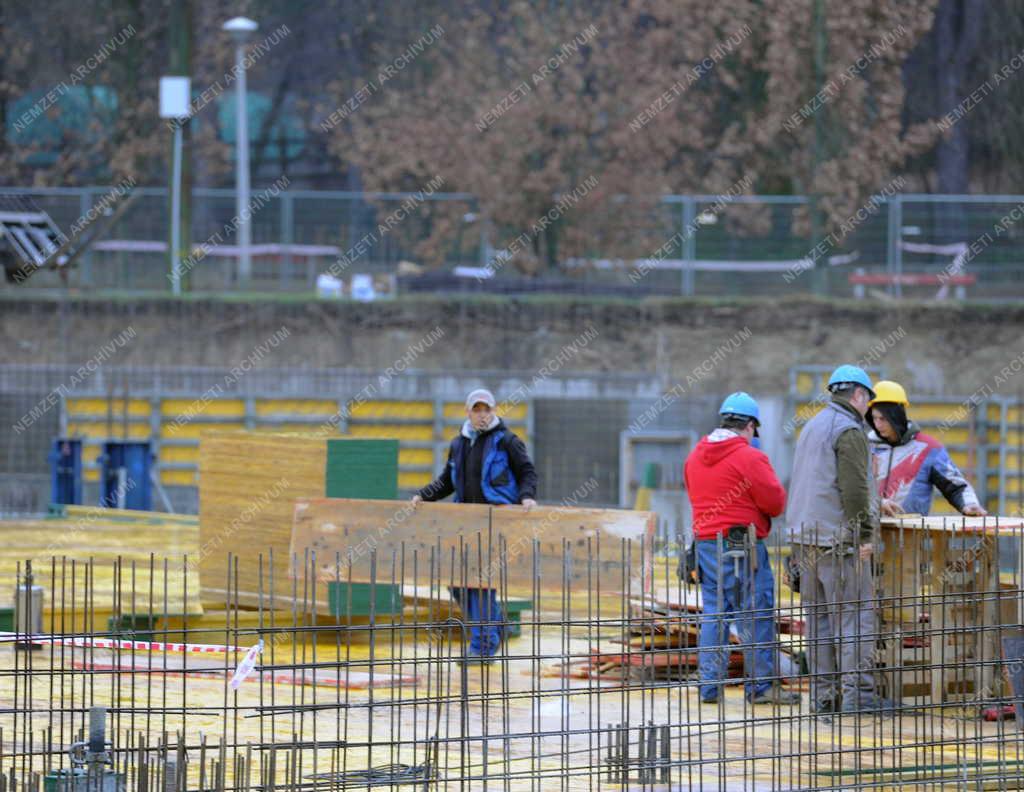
[684,428,787,541]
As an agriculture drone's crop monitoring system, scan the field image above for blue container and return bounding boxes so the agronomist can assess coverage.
[48,438,83,506]
[98,441,152,510]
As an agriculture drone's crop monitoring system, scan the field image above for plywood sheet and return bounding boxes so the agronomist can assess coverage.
[198,431,327,607]
[289,498,488,584]
[489,503,656,594]
[289,498,656,604]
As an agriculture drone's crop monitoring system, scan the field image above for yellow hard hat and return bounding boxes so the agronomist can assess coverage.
[868,380,909,407]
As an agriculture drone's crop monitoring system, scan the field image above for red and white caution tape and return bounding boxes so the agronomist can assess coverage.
[0,632,246,655]
[229,639,263,689]
[69,658,418,690]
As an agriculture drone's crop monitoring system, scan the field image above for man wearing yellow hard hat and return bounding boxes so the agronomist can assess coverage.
[866,381,987,517]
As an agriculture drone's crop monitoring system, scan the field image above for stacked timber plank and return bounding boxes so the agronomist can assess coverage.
[552,592,733,682]
[0,507,201,624]
[198,431,326,607]
[198,431,398,608]
[582,597,736,682]
[549,585,805,682]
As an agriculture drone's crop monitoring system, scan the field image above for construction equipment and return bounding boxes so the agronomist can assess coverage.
[1,189,138,284]
[719,391,761,423]
[827,363,876,398]
[98,441,153,510]
[48,707,125,792]
[0,195,65,283]
[48,438,83,506]
[13,561,43,650]
[869,380,911,407]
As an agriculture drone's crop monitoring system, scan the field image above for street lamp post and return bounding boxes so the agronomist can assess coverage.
[222,16,258,286]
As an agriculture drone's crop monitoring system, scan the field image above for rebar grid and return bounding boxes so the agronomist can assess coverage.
[2,522,1024,791]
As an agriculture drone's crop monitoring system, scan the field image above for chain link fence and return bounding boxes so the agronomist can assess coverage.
[3,187,1023,299]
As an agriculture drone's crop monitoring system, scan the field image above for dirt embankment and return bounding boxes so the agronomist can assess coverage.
[2,295,1022,397]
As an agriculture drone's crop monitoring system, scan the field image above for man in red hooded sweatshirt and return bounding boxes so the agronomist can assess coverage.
[685,392,799,706]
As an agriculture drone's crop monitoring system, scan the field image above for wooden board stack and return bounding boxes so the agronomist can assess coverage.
[0,508,201,626]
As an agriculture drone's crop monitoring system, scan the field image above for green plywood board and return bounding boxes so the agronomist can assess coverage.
[324,439,398,500]
[107,614,160,641]
[326,581,402,618]
[504,597,533,638]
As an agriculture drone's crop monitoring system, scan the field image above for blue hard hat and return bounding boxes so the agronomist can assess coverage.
[827,364,875,400]
[719,391,760,424]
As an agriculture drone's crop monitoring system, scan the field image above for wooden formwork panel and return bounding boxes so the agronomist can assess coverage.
[879,516,1024,705]
[289,497,656,612]
[198,432,399,609]
[198,431,328,608]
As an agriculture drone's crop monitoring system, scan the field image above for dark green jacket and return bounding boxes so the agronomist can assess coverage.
[832,395,876,543]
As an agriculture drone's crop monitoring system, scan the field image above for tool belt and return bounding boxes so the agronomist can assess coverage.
[678,541,699,585]
[683,525,761,585]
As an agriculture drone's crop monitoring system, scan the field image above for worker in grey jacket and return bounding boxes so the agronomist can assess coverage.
[786,364,892,716]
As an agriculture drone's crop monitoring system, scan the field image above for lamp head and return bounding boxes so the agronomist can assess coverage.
[222,17,258,44]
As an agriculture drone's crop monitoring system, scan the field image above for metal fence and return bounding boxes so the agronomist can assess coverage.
[0,364,679,518]
[3,187,1024,299]
[3,361,1021,537]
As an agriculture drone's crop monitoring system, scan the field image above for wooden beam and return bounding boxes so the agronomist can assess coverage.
[881,515,1024,534]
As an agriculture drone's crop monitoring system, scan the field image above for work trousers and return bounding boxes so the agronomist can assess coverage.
[449,586,504,656]
[696,539,777,701]
[792,545,878,709]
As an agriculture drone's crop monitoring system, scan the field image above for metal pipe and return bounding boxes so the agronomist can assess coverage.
[169,125,183,296]
[234,41,251,285]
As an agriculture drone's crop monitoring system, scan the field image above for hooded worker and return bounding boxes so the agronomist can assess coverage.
[867,380,987,517]
[684,391,799,706]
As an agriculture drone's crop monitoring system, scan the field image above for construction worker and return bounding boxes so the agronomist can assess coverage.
[685,392,800,706]
[867,380,987,517]
[412,388,537,663]
[786,365,893,715]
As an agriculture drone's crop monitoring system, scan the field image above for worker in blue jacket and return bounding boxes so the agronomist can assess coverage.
[413,388,538,662]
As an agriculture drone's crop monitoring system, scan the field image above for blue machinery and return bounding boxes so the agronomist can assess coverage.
[98,441,152,510]
[48,439,83,505]
[48,438,153,510]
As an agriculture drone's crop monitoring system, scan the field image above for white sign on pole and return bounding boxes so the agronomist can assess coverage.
[159,76,191,119]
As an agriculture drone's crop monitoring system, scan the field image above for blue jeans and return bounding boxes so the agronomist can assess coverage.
[697,540,776,700]
[449,587,504,656]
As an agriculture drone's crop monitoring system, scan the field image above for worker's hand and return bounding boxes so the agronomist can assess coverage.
[880,499,901,516]
[521,498,537,511]
[859,543,873,561]
[410,494,423,508]
[962,505,988,517]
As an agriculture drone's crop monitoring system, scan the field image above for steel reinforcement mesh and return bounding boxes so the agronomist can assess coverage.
[2,519,1024,790]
